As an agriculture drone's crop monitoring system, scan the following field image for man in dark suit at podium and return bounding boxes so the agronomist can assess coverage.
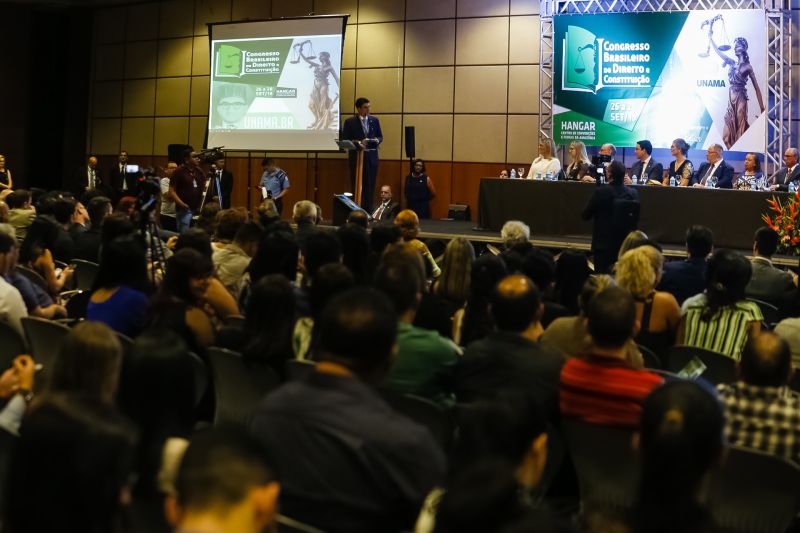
[341,97,383,212]
[769,148,800,191]
[630,140,663,184]
[691,144,734,189]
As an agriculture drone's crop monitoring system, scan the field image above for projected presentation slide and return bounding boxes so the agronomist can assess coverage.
[208,17,346,151]
[553,10,766,152]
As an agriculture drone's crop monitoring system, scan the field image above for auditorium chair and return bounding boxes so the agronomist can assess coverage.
[115,332,133,354]
[285,359,316,381]
[665,345,736,385]
[72,259,99,291]
[381,390,454,451]
[746,298,781,328]
[223,315,245,328]
[206,347,279,426]
[707,445,800,533]
[0,321,26,373]
[562,418,639,512]
[186,351,209,408]
[276,514,326,533]
[20,317,70,385]
[637,344,662,370]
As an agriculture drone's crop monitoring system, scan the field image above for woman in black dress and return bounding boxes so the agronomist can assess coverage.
[405,159,436,219]
[0,154,13,191]
[665,138,694,186]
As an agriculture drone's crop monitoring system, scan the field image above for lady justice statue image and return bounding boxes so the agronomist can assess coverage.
[292,40,340,130]
[704,15,765,148]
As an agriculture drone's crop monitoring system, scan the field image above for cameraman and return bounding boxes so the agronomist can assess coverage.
[169,148,206,233]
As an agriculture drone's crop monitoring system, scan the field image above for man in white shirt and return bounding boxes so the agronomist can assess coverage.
[769,148,800,191]
[160,162,178,232]
[0,232,27,337]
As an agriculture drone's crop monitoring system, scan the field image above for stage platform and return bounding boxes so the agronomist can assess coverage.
[322,218,799,268]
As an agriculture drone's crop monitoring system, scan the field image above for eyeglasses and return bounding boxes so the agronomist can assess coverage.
[218,101,246,109]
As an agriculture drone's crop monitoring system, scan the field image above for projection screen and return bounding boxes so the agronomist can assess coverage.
[208,16,347,151]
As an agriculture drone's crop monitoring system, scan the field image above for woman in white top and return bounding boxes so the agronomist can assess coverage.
[528,138,562,179]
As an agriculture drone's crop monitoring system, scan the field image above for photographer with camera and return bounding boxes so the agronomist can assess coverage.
[168,148,206,234]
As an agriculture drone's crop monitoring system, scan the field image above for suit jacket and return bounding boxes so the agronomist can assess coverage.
[210,169,233,208]
[71,165,106,196]
[372,200,399,221]
[657,257,707,305]
[108,163,139,196]
[582,183,640,253]
[341,115,383,162]
[630,158,664,184]
[691,160,735,189]
[745,257,795,311]
[769,165,800,191]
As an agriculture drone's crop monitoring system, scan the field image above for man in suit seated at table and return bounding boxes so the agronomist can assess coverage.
[371,185,400,222]
[769,147,800,191]
[691,144,735,188]
[630,139,664,184]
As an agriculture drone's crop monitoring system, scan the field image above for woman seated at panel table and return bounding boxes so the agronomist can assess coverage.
[562,141,596,182]
[528,138,562,179]
[735,152,765,190]
[663,138,694,186]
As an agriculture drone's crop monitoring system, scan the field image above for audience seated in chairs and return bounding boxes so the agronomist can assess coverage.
[520,247,571,328]
[73,195,113,263]
[212,221,261,300]
[337,221,371,285]
[554,250,592,315]
[5,190,36,241]
[86,235,151,338]
[4,321,136,533]
[455,274,565,424]
[242,228,298,307]
[250,288,445,533]
[165,428,281,533]
[18,213,74,295]
[615,245,681,358]
[678,249,762,361]
[745,227,797,313]
[453,254,508,346]
[0,232,28,336]
[717,332,800,464]
[375,245,460,405]
[431,237,474,310]
[559,286,663,428]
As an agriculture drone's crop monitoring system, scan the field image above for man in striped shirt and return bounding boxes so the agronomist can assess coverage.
[717,332,800,464]
[560,286,664,428]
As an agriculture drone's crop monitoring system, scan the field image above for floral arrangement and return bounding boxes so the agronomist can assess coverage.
[763,193,800,253]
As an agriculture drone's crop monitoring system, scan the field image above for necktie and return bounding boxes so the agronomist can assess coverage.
[373,203,385,220]
[641,160,647,178]
[702,164,715,185]
[361,117,369,136]
[89,169,95,188]
[121,165,127,190]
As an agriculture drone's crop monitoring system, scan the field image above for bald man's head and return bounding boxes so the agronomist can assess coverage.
[740,332,792,387]
[490,274,542,333]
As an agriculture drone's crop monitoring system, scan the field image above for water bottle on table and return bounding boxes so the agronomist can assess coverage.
[669,175,676,187]
[510,169,517,179]
[631,174,638,185]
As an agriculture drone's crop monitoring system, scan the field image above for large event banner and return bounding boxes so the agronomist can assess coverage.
[553,10,767,152]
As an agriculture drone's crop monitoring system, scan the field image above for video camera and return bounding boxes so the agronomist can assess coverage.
[198,146,225,164]
[135,166,162,214]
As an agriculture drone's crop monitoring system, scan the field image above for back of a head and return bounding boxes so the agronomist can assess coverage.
[438,238,475,304]
[87,196,112,228]
[470,254,509,302]
[100,212,136,246]
[375,245,425,315]
[704,249,752,314]
[520,248,556,293]
[619,230,649,258]
[48,321,123,403]
[6,396,136,533]
[175,228,213,259]
[587,286,636,349]
[608,160,626,183]
[501,220,531,249]
[36,192,60,216]
[754,227,780,258]
[53,198,76,225]
[346,209,369,229]
[292,200,317,223]
[215,208,248,242]
[233,221,263,247]
[615,246,661,299]
[740,332,792,387]
[369,222,401,253]
[245,274,296,334]
[395,209,420,240]
[636,380,723,533]
[175,427,277,515]
[249,230,298,283]
[337,223,370,279]
[317,288,398,380]
[310,263,355,318]
[6,190,30,209]
[302,230,342,280]
[555,251,591,312]
[94,235,148,291]
[491,275,541,333]
[686,225,714,259]
[578,274,615,315]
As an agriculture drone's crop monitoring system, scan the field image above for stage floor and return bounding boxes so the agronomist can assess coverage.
[322,218,798,268]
